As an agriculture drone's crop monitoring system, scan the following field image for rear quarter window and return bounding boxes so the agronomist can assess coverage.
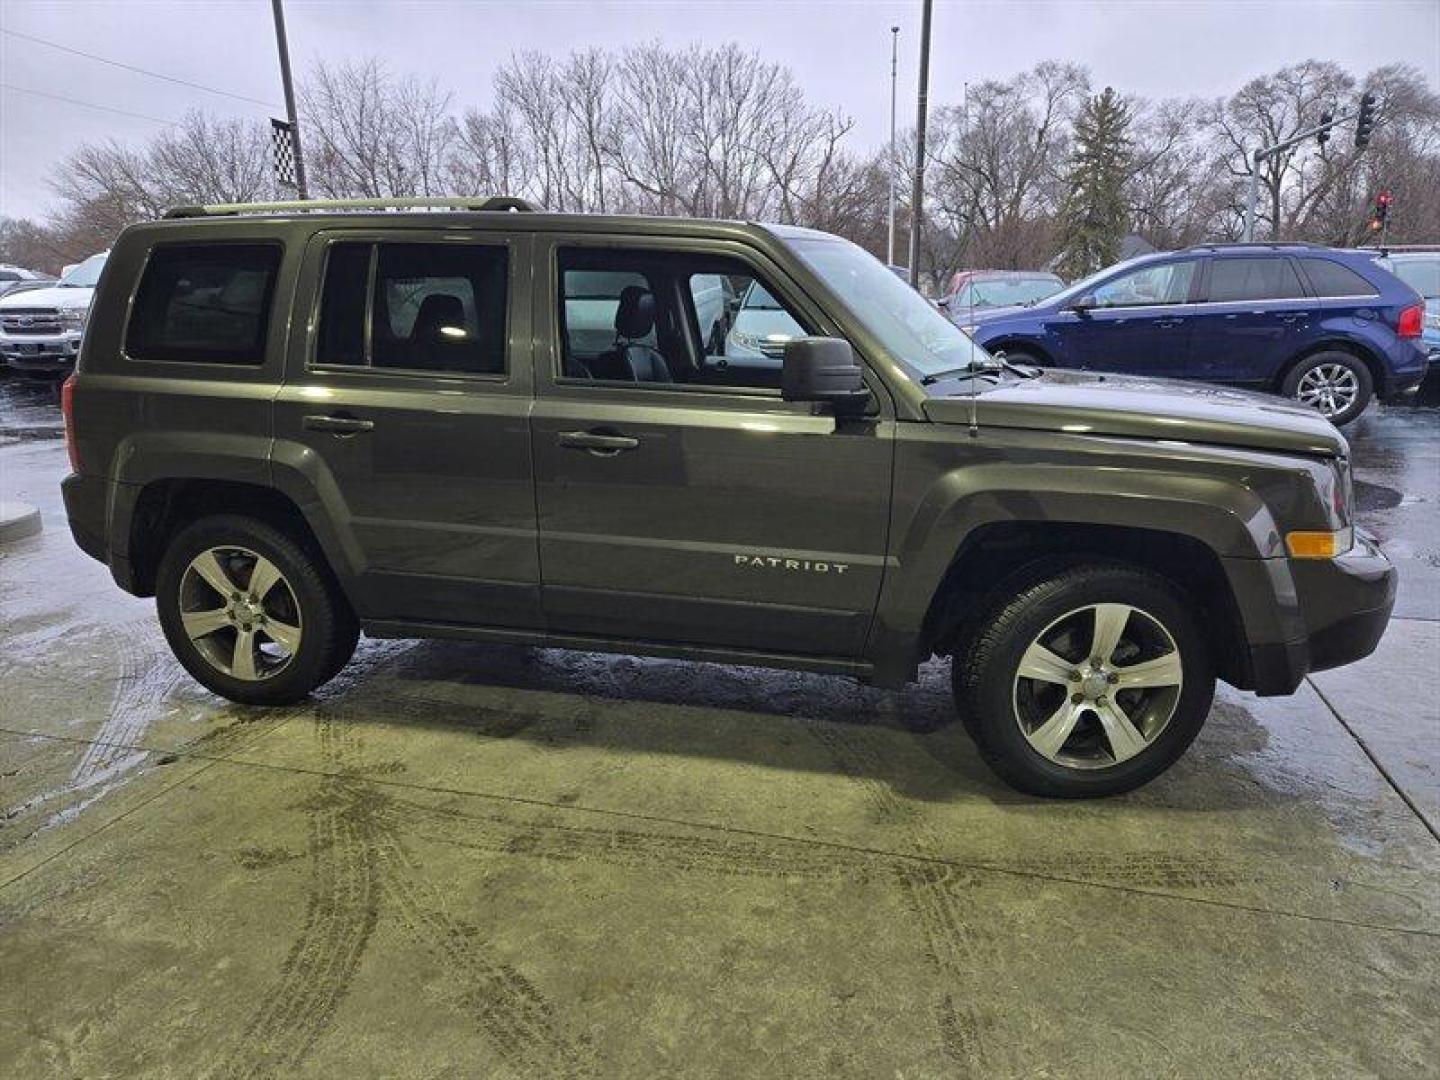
[125,243,282,365]
[1298,258,1379,299]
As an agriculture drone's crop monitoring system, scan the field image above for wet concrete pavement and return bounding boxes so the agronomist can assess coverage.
[1,379,1438,1078]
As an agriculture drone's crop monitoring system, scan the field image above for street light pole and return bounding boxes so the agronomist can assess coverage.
[907,0,933,288]
[887,25,899,267]
[270,0,308,199]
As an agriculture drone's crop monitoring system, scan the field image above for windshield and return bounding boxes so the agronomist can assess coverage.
[60,252,107,288]
[788,238,989,378]
[967,277,1063,309]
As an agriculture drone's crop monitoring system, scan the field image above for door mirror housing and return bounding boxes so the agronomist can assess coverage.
[782,337,869,410]
[1067,295,1096,314]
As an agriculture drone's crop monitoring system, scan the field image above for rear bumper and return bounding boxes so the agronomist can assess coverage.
[1231,529,1396,695]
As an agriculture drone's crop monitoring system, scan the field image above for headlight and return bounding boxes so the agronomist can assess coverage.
[1425,311,1440,330]
[961,324,977,335]
[59,307,89,331]
[730,330,761,350]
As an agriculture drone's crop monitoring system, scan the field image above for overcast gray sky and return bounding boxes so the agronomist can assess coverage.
[2,0,1437,221]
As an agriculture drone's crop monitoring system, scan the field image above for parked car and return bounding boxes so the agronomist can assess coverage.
[0,264,54,298]
[962,243,1429,425]
[724,279,807,365]
[62,197,1393,798]
[0,251,108,376]
[938,270,1065,317]
[1376,250,1440,362]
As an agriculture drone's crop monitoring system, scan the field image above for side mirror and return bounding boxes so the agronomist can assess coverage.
[782,337,868,410]
[936,295,951,310]
[1068,295,1095,314]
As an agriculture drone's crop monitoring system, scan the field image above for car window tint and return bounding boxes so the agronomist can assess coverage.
[371,245,507,373]
[1090,261,1196,308]
[1207,257,1306,302]
[316,243,508,374]
[125,243,281,365]
[316,242,370,366]
[558,248,811,391]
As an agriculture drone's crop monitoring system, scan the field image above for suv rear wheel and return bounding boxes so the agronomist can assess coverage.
[1282,350,1372,426]
[953,564,1214,797]
[156,515,358,706]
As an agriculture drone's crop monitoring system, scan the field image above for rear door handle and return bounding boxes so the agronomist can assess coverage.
[558,429,640,455]
[304,414,375,435]
[1155,318,1185,329]
[1278,312,1310,324]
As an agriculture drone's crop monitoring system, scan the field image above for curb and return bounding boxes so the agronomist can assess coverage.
[0,500,42,543]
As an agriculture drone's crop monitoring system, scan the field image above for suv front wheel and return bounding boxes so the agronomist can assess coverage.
[156,515,358,706]
[1282,351,1372,426]
[954,564,1215,797]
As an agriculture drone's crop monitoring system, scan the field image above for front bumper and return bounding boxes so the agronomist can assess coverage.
[1,330,82,373]
[1236,529,1396,696]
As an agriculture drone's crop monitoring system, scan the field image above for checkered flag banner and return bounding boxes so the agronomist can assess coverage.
[270,118,298,190]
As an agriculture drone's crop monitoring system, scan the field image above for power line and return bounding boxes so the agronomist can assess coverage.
[1,27,281,110]
[1,83,178,126]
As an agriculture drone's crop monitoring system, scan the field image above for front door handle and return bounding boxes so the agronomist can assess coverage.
[558,429,640,455]
[1277,312,1309,324]
[1155,318,1185,329]
[304,414,375,435]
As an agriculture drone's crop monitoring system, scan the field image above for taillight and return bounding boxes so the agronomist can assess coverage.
[61,374,80,473]
[1397,302,1424,339]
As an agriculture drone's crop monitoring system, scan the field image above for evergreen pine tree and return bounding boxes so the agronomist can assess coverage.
[1057,87,1133,282]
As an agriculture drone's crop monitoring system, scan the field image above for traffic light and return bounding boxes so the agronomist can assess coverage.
[1354,92,1377,149]
[1316,111,1333,147]
[1368,190,1392,233]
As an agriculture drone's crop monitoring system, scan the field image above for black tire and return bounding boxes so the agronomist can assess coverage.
[953,564,1214,798]
[156,514,358,706]
[1281,350,1373,426]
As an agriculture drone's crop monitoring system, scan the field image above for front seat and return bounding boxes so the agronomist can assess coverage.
[597,285,672,383]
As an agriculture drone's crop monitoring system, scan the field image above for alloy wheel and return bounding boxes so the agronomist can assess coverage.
[1295,363,1359,419]
[178,545,303,681]
[1011,603,1183,769]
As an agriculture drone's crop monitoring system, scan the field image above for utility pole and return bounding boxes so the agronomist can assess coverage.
[907,0,933,288]
[887,25,899,267]
[270,0,308,199]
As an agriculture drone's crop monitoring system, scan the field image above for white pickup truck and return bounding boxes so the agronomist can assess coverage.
[0,251,107,375]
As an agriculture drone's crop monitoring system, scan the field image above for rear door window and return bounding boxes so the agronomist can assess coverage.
[126,243,281,365]
[1206,257,1306,302]
[314,242,509,375]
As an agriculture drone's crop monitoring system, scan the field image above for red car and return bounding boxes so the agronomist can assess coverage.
[936,270,1065,318]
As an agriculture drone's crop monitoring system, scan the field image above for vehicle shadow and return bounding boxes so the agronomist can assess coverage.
[302,636,1294,815]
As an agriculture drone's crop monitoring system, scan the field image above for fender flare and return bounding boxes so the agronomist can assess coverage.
[865,460,1290,678]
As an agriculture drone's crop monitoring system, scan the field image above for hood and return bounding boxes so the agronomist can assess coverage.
[0,283,94,310]
[955,303,1033,325]
[923,368,1346,458]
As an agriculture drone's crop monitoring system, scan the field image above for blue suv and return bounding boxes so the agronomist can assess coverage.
[961,243,1429,425]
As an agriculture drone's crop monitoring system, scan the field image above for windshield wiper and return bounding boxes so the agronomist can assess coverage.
[921,356,1042,385]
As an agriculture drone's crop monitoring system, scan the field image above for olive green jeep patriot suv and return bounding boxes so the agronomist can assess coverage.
[60,197,1396,796]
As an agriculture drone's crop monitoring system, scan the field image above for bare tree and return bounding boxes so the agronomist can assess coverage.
[301,58,457,197]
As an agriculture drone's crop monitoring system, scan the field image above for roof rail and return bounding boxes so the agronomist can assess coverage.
[162,195,539,219]
[1181,240,1324,252]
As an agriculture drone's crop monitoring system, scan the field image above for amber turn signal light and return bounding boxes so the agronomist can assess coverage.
[1286,528,1353,559]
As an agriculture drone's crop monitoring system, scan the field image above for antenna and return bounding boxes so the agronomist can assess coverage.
[967,274,979,438]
